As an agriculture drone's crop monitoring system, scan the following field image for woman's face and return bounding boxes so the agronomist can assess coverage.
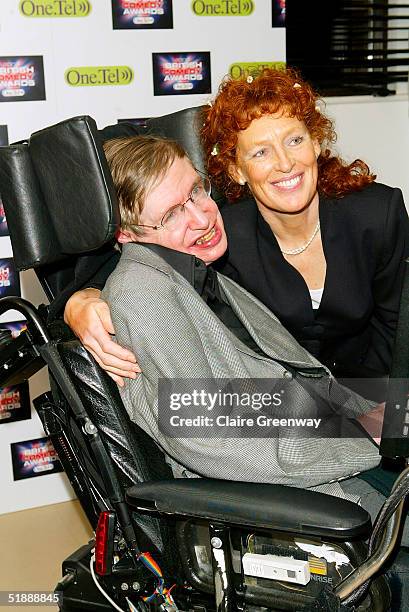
[232,114,320,216]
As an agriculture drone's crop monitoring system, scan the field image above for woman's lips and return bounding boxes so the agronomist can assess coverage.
[271,173,304,191]
[194,225,222,249]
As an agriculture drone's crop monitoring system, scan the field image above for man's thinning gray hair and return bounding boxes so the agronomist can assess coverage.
[103,135,187,235]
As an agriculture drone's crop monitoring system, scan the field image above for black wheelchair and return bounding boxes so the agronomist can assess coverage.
[0,110,408,611]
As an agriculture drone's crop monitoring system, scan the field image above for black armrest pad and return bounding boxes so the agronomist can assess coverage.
[126,479,371,540]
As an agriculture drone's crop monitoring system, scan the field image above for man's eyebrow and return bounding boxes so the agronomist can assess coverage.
[159,175,202,217]
[190,175,202,189]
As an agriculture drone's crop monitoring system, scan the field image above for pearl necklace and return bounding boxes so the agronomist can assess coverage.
[280,221,321,256]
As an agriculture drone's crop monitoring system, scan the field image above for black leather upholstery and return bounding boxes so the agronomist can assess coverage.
[145,106,206,175]
[56,339,181,578]
[126,478,372,540]
[0,116,119,272]
[58,340,172,486]
[98,107,206,178]
[30,116,119,254]
[0,144,61,270]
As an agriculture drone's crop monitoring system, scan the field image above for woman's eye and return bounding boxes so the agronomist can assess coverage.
[289,136,304,145]
[253,149,265,158]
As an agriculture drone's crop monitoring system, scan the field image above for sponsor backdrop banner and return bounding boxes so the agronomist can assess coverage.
[112,0,174,29]
[0,0,285,514]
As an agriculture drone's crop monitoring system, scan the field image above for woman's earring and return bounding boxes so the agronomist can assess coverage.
[239,179,245,185]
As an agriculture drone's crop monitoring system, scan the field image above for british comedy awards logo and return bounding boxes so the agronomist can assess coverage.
[0,382,30,425]
[272,0,285,27]
[65,65,134,87]
[152,52,211,96]
[11,437,63,481]
[191,0,254,16]
[112,0,173,29]
[0,259,20,297]
[19,0,91,17]
[0,56,46,102]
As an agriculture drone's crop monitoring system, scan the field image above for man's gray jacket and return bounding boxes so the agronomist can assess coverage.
[102,243,380,497]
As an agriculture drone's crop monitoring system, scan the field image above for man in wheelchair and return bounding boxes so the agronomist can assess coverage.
[0,114,408,612]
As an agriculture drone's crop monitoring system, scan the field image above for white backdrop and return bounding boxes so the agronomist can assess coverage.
[0,0,286,514]
[326,94,409,206]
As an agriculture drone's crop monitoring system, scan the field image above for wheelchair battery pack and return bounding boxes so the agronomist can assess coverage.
[242,552,310,585]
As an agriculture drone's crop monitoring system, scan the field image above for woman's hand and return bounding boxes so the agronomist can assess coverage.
[64,288,140,386]
[357,403,385,445]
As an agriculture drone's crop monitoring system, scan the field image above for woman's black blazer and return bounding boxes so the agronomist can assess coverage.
[217,182,409,380]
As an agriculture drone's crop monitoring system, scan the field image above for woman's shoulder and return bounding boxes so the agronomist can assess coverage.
[334,182,403,208]
[326,182,405,225]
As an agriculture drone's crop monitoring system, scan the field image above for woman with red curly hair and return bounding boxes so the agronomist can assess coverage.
[201,67,409,390]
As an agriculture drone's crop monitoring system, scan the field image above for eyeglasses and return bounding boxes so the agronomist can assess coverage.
[137,175,212,231]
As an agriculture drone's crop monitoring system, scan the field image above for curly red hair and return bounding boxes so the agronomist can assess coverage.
[201,67,375,202]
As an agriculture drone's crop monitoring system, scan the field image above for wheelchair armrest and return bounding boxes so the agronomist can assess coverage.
[126,479,371,540]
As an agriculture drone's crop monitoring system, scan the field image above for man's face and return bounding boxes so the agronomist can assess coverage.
[136,156,228,265]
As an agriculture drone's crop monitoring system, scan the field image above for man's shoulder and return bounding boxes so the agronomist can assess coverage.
[103,245,172,295]
[119,243,174,273]
[103,243,196,304]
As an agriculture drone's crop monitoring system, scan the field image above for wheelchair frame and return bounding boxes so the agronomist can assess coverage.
[0,295,400,612]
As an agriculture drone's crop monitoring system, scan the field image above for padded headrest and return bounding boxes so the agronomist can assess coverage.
[145,106,206,174]
[0,115,119,270]
[0,144,61,270]
[30,116,119,254]
[98,106,206,174]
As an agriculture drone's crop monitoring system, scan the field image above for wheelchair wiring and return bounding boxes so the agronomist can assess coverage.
[89,548,178,611]
[89,549,128,612]
[47,407,179,609]
[138,552,177,608]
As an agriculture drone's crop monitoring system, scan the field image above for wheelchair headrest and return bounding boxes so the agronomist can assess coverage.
[0,143,61,270]
[98,106,206,175]
[144,106,206,175]
[0,116,119,271]
[0,107,206,272]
